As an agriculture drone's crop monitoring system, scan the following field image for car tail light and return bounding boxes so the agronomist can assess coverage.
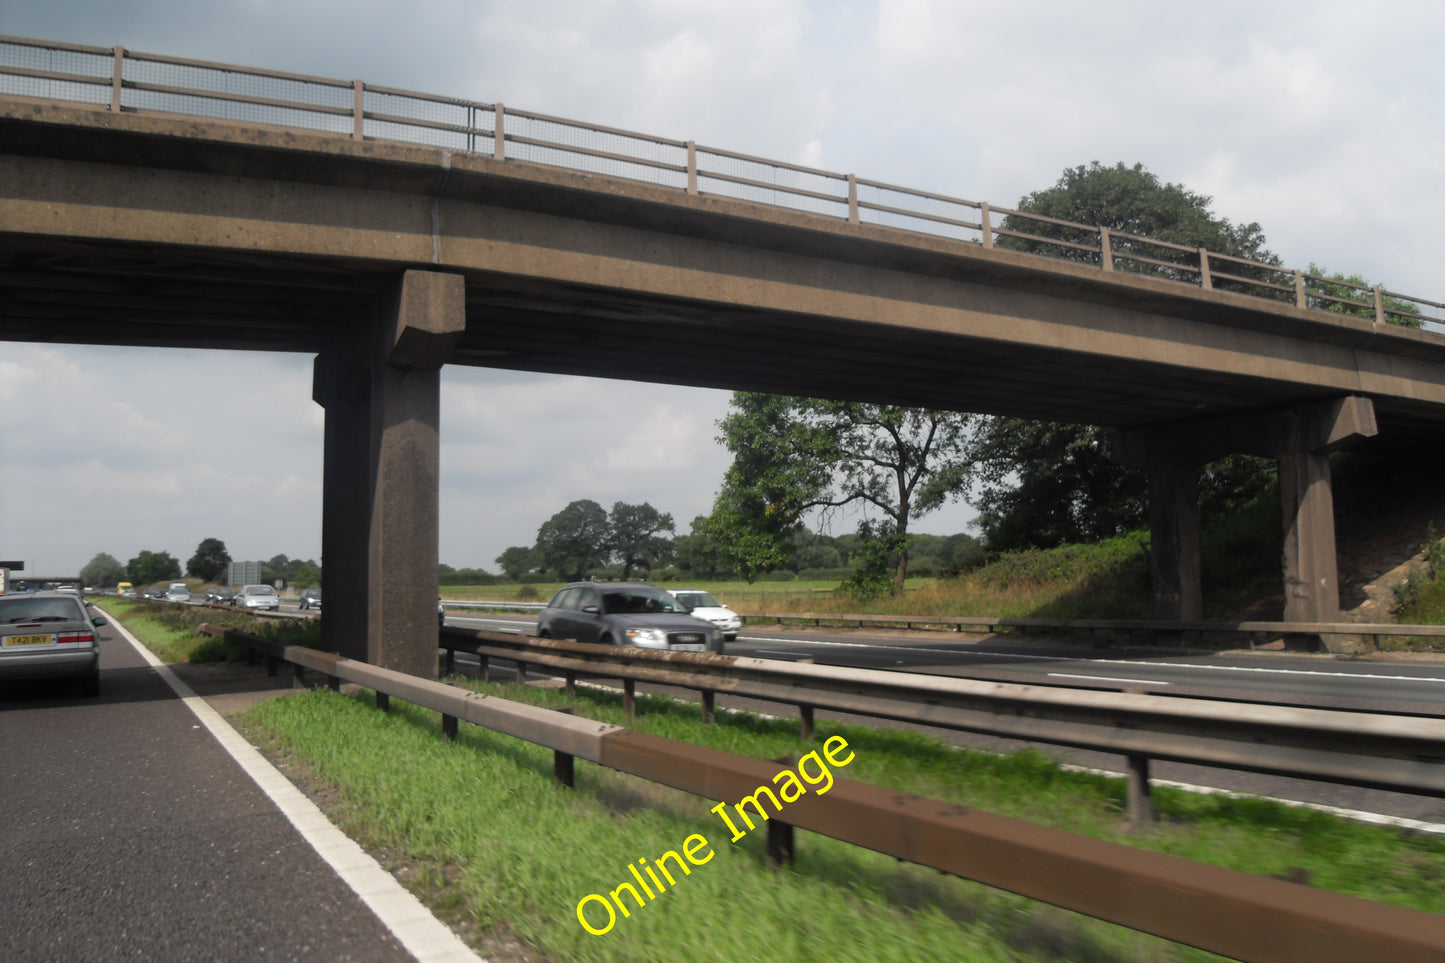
[57,632,95,644]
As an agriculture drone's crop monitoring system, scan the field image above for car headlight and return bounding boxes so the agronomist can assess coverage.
[625,627,667,645]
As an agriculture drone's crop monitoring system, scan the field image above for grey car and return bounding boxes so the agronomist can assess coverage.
[237,584,280,612]
[537,582,723,653]
[0,591,106,696]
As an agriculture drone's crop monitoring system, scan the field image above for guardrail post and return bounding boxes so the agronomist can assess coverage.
[477,654,488,679]
[700,690,715,724]
[1099,227,1114,271]
[515,659,526,683]
[352,80,364,140]
[1373,286,1385,329]
[623,679,637,716]
[798,704,814,741]
[564,670,576,696]
[1199,248,1213,289]
[1295,269,1307,308]
[111,47,125,112]
[1125,755,1154,825]
[980,202,993,248]
[686,141,698,195]
[443,646,455,675]
[494,104,505,160]
[440,713,458,741]
[555,750,575,787]
[375,692,391,712]
[847,173,859,225]
[328,674,341,692]
[767,820,795,868]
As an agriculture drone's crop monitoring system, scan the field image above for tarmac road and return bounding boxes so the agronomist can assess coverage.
[0,614,432,963]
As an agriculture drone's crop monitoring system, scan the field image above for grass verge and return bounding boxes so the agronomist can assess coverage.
[92,597,321,663]
[230,671,1444,963]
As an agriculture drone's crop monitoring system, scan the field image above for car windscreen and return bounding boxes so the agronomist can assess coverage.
[0,597,85,623]
[601,590,687,615]
[678,592,721,608]
[248,586,277,596]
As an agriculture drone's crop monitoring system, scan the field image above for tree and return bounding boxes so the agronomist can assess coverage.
[607,502,675,580]
[713,393,975,592]
[80,552,126,589]
[674,516,734,579]
[186,537,231,582]
[495,546,540,581]
[1307,264,1422,328]
[535,499,611,581]
[973,162,1283,550]
[126,550,181,585]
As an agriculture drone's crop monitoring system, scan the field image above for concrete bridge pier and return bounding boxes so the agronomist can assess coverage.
[1117,395,1377,635]
[312,270,465,677]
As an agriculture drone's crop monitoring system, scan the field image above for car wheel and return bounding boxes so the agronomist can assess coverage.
[599,634,615,646]
[725,633,738,642]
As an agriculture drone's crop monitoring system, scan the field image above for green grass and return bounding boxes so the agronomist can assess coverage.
[230,672,1445,962]
[237,689,1214,962]
[93,596,321,663]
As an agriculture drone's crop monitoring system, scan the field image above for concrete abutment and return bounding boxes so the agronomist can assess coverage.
[1117,396,1377,639]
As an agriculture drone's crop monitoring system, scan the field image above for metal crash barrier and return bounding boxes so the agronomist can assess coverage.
[199,622,1445,962]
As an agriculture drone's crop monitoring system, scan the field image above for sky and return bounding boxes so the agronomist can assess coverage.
[2,1,1443,579]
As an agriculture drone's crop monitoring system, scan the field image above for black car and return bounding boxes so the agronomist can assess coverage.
[205,586,235,605]
[298,588,322,611]
[537,582,723,653]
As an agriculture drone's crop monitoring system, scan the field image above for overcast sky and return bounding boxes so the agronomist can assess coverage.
[2,1,1443,579]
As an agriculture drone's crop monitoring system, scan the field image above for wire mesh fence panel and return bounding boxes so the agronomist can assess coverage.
[120,55,352,133]
[856,181,982,242]
[123,56,352,108]
[696,149,849,218]
[0,40,112,104]
[363,90,494,152]
[121,87,352,134]
[0,73,110,105]
[504,111,686,186]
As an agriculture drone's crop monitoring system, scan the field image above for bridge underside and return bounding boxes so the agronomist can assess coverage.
[5,100,1445,666]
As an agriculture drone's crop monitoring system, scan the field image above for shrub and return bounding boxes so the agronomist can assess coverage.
[515,584,539,601]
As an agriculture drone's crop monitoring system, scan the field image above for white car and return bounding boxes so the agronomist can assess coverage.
[669,589,741,641]
[237,584,281,612]
[165,582,191,603]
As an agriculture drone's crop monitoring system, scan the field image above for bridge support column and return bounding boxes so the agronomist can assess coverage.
[1276,403,1363,625]
[313,270,465,677]
[1116,395,1376,635]
[1147,458,1202,622]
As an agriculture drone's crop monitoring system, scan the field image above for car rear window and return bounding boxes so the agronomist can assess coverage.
[1,597,85,623]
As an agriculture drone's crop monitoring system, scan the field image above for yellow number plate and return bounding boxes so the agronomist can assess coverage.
[5,634,52,646]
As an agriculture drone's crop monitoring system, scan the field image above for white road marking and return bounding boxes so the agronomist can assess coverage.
[108,615,484,963]
[1047,673,1171,686]
[735,634,1445,685]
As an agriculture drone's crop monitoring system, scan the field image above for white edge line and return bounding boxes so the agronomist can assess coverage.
[1047,673,1171,686]
[1057,762,1445,836]
[106,612,484,963]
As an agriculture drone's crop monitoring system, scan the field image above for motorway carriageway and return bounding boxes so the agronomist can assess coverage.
[443,611,1445,831]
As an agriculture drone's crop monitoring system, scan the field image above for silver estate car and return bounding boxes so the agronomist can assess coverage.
[0,591,105,696]
[537,582,723,653]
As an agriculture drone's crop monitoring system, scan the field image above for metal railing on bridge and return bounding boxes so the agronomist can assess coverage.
[3,33,1442,333]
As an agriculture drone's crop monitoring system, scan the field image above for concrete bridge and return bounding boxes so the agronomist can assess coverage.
[4,39,1445,672]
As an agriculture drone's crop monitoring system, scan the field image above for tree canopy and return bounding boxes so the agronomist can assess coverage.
[607,501,675,580]
[126,549,182,585]
[80,552,126,589]
[974,161,1281,551]
[535,499,612,581]
[186,537,231,582]
[711,393,974,590]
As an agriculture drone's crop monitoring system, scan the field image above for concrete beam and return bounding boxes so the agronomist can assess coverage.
[1147,459,1202,621]
[314,270,464,676]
